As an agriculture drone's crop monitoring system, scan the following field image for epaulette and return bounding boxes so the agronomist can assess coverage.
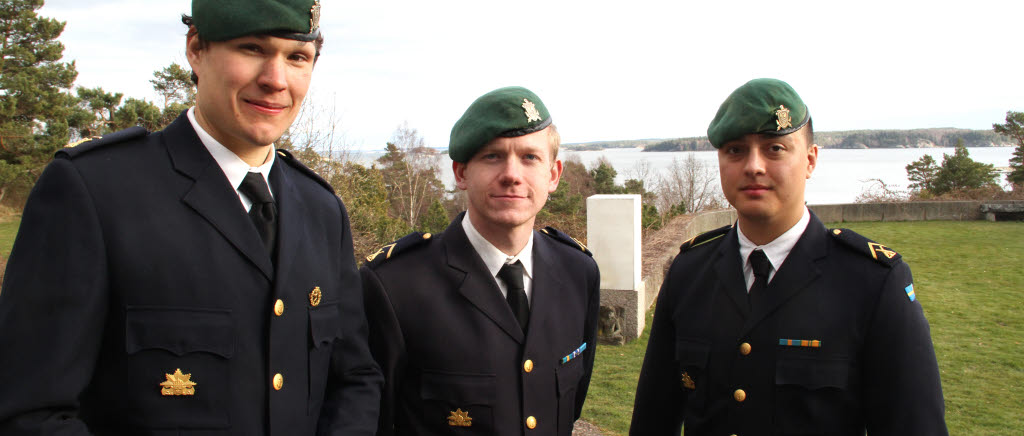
[679,225,731,253]
[829,228,901,267]
[363,231,433,267]
[275,149,334,193]
[56,127,148,159]
[539,226,592,257]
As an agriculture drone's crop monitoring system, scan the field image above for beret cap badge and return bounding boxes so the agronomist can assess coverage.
[775,105,792,130]
[522,98,543,123]
[310,0,321,30]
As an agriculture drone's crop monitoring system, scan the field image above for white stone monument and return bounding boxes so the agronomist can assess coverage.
[586,194,644,342]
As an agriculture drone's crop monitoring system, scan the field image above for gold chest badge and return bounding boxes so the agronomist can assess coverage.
[448,408,472,427]
[160,369,197,396]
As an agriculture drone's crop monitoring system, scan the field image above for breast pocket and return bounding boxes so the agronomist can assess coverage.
[774,354,852,433]
[674,338,710,411]
[556,355,584,434]
[123,306,233,429]
[308,301,342,413]
[420,370,496,435]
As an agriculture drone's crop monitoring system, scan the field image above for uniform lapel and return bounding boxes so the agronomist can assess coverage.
[165,113,274,281]
[713,228,751,319]
[443,216,525,344]
[741,214,827,335]
[525,232,568,343]
[268,159,305,284]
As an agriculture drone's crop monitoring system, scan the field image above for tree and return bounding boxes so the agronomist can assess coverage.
[905,154,939,193]
[76,86,123,136]
[589,157,620,194]
[377,122,444,229]
[112,97,162,131]
[656,153,723,216]
[419,200,450,235]
[993,110,1024,187]
[0,0,81,197]
[150,63,196,109]
[931,139,999,195]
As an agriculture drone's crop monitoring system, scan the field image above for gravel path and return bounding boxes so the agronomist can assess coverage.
[573,419,605,435]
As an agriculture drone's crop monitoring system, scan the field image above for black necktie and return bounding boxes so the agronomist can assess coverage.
[238,172,277,259]
[497,261,530,331]
[748,249,771,295]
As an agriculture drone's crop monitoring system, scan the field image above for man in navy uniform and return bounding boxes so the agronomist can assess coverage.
[0,1,382,434]
[361,86,600,436]
[630,79,947,435]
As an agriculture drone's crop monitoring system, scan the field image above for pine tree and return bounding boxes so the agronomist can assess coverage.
[0,0,81,203]
[931,139,999,195]
[992,111,1024,187]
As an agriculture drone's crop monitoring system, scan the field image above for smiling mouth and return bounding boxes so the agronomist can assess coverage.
[245,100,288,114]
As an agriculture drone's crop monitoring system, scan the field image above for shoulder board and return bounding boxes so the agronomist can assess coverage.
[364,231,433,268]
[275,149,334,193]
[539,226,592,257]
[829,228,901,267]
[680,225,731,253]
[56,127,148,159]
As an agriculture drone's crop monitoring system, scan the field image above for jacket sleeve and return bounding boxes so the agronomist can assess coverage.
[574,258,601,419]
[359,266,407,436]
[629,260,687,436]
[0,158,105,435]
[316,199,384,436]
[862,262,948,435]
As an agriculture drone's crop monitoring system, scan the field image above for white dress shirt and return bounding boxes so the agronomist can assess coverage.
[187,107,275,212]
[461,214,535,306]
[737,207,811,292]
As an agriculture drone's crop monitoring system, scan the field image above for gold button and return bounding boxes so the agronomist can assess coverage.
[739,342,752,355]
[273,299,285,316]
[526,416,537,429]
[273,373,284,391]
[524,360,534,373]
[309,286,322,307]
[833,229,842,235]
[423,233,432,239]
[734,389,746,402]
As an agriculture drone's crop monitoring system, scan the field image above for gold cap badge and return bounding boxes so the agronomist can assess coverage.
[160,369,197,396]
[309,286,322,307]
[310,0,321,30]
[522,98,542,123]
[775,105,793,130]
[448,408,472,427]
[681,371,695,390]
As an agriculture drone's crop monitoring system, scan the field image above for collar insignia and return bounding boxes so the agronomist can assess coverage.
[160,368,197,396]
[310,0,321,30]
[522,98,542,122]
[448,408,473,427]
[775,105,793,130]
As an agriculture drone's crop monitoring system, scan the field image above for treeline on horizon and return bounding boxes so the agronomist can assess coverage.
[564,128,1015,152]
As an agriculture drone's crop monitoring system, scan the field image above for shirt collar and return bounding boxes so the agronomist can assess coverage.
[187,107,275,197]
[461,213,534,281]
[737,206,811,274]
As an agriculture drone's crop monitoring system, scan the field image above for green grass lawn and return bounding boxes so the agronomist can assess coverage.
[0,215,20,258]
[580,221,1024,435]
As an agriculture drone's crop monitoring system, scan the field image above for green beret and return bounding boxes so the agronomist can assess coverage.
[449,86,552,163]
[707,78,810,148]
[192,0,321,42]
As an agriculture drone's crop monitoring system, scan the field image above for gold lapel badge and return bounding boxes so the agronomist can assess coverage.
[681,371,696,390]
[775,105,793,130]
[309,286,322,307]
[309,0,321,30]
[448,408,473,427]
[160,368,197,396]
[868,242,897,260]
[522,98,542,122]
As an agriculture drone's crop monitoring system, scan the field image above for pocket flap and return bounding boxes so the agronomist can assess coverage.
[309,303,342,348]
[125,306,233,358]
[775,357,848,390]
[420,371,496,405]
[674,338,710,368]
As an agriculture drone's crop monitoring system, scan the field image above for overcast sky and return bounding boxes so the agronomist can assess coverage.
[39,0,1024,150]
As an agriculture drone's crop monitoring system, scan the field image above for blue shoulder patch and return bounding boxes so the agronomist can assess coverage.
[539,226,592,257]
[363,231,433,268]
[829,228,901,267]
[680,225,731,253]
[56,127,148,159]
[275,149,334,193]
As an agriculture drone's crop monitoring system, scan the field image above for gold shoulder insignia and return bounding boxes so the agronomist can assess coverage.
[540,226,592,257]
[364,232,432,267]
[831,228,902,267]
[66,136,100,148]
[680,225,732,253]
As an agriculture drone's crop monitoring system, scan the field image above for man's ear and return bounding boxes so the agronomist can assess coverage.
[453,161,468,190]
